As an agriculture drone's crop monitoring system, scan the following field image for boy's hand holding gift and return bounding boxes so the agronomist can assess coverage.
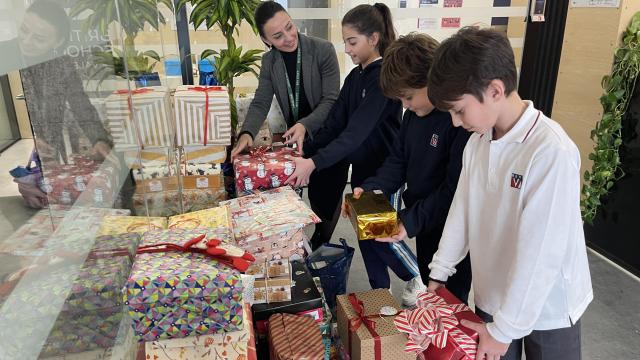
[461,320,509,360]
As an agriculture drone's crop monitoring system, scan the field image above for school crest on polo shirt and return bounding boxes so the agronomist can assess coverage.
[430,134,439,147]
[511,173,523,189]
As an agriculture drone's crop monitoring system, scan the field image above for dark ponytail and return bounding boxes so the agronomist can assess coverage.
[342,3,396,57]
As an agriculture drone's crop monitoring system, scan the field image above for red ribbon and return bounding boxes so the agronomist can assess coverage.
[187,86,224,146]
[135,234,249,272]
[114,88,154,149]
[347,293,382,360]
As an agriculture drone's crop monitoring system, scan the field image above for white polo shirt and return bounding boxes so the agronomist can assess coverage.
[428,101,593,343]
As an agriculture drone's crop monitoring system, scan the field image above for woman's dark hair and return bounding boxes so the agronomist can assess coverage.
[255,1,288,38]
[27,0,71,45]
[342,3,396,57]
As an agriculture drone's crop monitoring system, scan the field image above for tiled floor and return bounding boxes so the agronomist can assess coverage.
[1,140,639,359]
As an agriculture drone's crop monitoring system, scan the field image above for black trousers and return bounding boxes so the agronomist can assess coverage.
[307,160,349,250]
[476,308,582,360]
[417,231,472,303]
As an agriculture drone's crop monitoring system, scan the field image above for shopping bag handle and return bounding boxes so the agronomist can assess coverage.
[339,238,349,256]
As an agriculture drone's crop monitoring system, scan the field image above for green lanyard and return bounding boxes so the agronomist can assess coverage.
[283,46,301,122]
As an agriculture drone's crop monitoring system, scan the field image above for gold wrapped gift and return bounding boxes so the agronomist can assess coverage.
[345,192,398,240]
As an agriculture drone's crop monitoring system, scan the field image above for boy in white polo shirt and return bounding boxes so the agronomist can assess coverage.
[425,27,593,360]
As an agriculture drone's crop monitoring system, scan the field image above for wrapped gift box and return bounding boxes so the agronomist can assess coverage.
[97,215,167,236]
[166,206,230,230]
[132,176,226,217]
[221,186,319,243]
[250,258,292,305]
[233,146,299,195]
[395,288,481,360]
[40,317,138,360]
[124,147,175,169]
[145,302,255,360]
[268,313,325,360]
[105,86,174,150]
[1,232,140,355]
[252,261,322,330]
[0,206,131,257]
[237,94,280,146]
[336,289,415,360]
[174,85,231,147]
[237,228,308,263]
[344,191,399,240]
[182,145,227,164]
[125,228,243,341]
[9,233,141,317]
[39,155,119,207]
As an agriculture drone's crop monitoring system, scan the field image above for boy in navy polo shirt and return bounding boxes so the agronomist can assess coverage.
[350,33,472,305]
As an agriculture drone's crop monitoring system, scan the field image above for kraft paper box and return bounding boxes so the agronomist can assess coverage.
[105,86,174,149]
[174,85,231,147]
[268,313,325,360]
[345,192,399,240]
[132,176,226,217]
[145,303,255,360]
[233,147,299,195]
[336,289,414,360]
[125,228,243,341]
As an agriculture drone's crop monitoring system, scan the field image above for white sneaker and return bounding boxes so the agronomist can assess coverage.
[402,275,426,307]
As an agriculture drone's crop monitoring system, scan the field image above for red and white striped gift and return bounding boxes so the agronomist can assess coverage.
[394,288,480,360]
[105,86,173,150]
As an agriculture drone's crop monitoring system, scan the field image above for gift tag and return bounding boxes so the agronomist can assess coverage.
[149,180,163,192]
[380,306,398,316]
[196,177,209,188]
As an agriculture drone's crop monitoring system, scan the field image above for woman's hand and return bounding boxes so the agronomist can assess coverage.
[231,133,254,160]
[285,157,316,187]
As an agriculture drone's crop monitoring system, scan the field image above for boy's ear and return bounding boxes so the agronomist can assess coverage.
[487,79,506,101]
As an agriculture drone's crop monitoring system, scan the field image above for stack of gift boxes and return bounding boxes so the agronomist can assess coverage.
[20,81,484,359]
[103,85,300,217]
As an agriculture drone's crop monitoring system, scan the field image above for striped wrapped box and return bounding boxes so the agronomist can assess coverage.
[174,85,232,147]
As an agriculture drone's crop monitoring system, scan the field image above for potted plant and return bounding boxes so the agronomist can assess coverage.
[70,0,174,87]
[177,0,263,131]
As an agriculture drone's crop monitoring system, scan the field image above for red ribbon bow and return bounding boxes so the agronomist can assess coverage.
[188,86,224,146]
[248,145,272,162]
[114,88,155,149]
[394,291,478,359]
[347,293,384,360]
[135,234,250,272]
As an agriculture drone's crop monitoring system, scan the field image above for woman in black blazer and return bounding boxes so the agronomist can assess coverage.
[231,1,348,249]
